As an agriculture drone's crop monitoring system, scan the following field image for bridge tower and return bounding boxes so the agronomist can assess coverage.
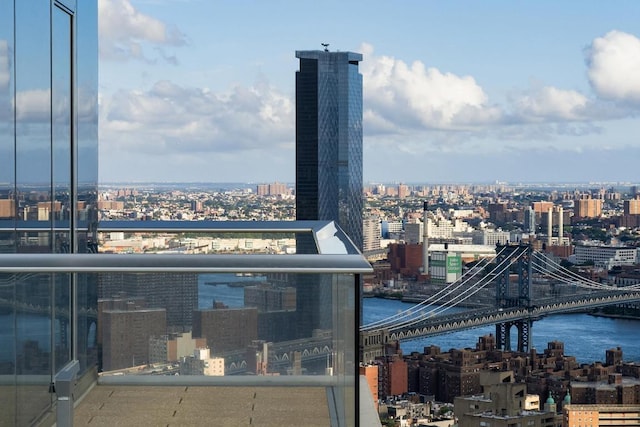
[495,243,533,352]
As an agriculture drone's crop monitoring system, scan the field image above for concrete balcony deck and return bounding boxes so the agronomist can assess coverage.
[74,384,331,426]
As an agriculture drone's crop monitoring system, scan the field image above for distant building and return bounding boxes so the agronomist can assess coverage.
[376,354,408,398]
[180,348,225,376]
[404,222,423,245]
[454,371,559,427]
[472,229,511,246]
[426,244,496,264]
[430,249,462,284]
[532,201,555,214]
[573,244,637,270]
[256,182,289,196]
[525,206,537,233]
[360,364,380,411]
[149,331,207,364]
[488,202,508,223]
[98,272,198,332]
[397,184,410,199]
[0,199,15,219]
[102,307,167,371]
[193,304,258,354]
[381,221,404,239]
[363,216,382,252]
[295,49,363,250]
[570,373,640,406]
[98,200,125,211]
[244,284,296,312]
[388,243,423,277]
[564,404,640,426]
[574,195,603,219]
[624,196,640,216]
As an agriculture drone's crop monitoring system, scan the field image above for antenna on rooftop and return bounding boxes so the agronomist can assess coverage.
[321,43,329,52]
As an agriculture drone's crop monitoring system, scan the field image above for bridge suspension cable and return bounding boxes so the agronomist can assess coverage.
[363,245,527,332]
[383,246,528,332]
[360,247,505,331]
[531,251,640,292]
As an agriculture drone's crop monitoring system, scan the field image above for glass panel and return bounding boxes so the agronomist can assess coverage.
[0,2,16,423]
[52,6,72,254]
[15,0,51,241]
[76,0,98,252]
[52,5,73,373]
[75,0,98,377]
[0,269,16,426]
[95,268,356,425]
[76,272,98,372]
[15,0,52,422]
[15,271,52,426]
[0,0,15,234]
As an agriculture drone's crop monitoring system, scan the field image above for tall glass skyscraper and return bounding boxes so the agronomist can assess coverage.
[0,1,98,424]
[295,50,364,251]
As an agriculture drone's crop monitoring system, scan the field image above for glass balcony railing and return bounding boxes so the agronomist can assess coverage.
[0,220,372,426]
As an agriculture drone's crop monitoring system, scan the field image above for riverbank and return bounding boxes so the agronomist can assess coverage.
[365,292,489,309]
[589,311,640,321]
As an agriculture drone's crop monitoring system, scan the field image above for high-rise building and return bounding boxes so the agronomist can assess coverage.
[193,305,258,354]
[101,307,167,371]
[0,1,98,424]
[574,195,603,219]
[363,216,382,252]
[295,49,363,250]
[624,196,640,215]
[98,272,198,332]
[524,206,536,233]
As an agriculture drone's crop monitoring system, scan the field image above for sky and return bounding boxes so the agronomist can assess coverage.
[98,0,640,184]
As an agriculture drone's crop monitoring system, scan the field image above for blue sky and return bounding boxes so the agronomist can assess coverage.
[98,0,640,184]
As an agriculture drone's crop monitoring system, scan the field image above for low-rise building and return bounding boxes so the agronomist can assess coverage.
[563,404,640,427]
[454,371,560,427]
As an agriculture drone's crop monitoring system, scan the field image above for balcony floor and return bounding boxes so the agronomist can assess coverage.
[74,384,331,426]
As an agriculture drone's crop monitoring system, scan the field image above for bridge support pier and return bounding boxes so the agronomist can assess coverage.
[495,319,531,353]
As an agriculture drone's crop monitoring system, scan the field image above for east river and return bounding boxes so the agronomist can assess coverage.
[363,297,640,364]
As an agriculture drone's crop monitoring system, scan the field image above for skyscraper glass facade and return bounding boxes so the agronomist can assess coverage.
[0,1,98,424]
[295,50,364,251]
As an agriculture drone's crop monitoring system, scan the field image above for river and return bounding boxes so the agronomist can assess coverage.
[363,297,640,364]
[3,280,639,366]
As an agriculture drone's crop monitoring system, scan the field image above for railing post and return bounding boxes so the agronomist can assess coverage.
[55,360,80,427]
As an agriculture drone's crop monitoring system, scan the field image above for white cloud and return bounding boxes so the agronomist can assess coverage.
[360,43,502,131]
[101,79,293,154]
[513,86,589,121]
[98,0,187,63]
[586,30,640,103]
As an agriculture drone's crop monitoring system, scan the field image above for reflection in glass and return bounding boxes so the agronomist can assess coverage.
[0,0,15,235]
[3,0,97,424]
[52,4,73,374]
[0,0,16,414]
[15,1,53,424]
[76,0,99,249]
[15,0,51,234]
[52,6,72,253]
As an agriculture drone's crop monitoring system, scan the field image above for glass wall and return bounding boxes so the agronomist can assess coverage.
[0,0,98,424]
[91,222,366,426]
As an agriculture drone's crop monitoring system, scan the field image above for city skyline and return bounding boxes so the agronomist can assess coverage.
[99,1,640,184]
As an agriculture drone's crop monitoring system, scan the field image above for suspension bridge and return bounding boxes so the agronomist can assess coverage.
[360,243,640,362]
